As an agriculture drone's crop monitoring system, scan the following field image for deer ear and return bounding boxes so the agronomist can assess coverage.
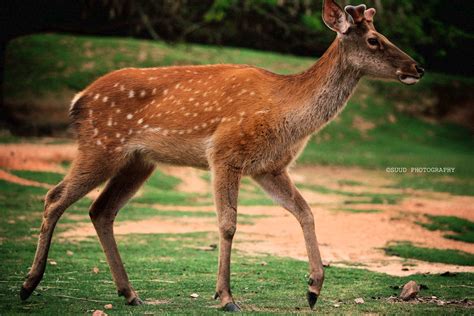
[322,0,350,34]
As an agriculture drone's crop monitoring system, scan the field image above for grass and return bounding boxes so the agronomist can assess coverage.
[8,169,64,185]
[419,215,474,244]
[301,183,404,205]
[337,179,363,186]
[385,242,474,267]
[1,177,474,313]
[338,208,382,214]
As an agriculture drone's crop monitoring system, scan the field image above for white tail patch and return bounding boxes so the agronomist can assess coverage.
[70,91,84,110]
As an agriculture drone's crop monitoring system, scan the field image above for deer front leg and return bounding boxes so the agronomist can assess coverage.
[212,165,242,312]
[253,170,324,309]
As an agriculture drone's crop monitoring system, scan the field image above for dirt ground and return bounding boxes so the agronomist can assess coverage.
[1,143,473,276]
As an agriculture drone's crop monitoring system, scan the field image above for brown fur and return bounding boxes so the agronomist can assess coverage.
[21,0,423,309]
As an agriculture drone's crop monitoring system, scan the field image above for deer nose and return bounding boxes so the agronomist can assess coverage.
[415,65,425,77]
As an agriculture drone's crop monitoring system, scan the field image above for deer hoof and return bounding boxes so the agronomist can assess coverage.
[19,286,33,301]
[307,291,318,310]
[127,297,144,306]
[223,302,241,312]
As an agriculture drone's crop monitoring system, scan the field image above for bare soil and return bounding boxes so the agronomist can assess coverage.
[1,142,473,276]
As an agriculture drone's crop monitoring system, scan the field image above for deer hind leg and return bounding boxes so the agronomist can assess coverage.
[212,164,242,312]
[252,170,324,310]
[88,155,155,305]
[20,152,114,301]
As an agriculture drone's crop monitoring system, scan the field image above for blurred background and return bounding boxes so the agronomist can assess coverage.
[0,1,474,313]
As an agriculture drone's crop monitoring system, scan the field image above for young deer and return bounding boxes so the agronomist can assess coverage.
[20,0,424,311]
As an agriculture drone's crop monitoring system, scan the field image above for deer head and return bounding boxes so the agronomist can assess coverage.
[322,0,424,85]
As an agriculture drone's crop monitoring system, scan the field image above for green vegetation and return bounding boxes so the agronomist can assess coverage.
[339,208,382,214]
[9,170,64,185]
[388,174,474,196]
[301,183,404,205]
[337,179,363,186]
[385,242,474,266]
[1,180,473,314]
[4,33,313,100]
[419,215,474,244]
[299,97,474,193]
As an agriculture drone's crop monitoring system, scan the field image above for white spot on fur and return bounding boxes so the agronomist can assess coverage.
[129,90,135,98]
[94,93,100,100]
[102,96,108,103]
[140,90,146,97]
[127,114,133,119]
[137,118,143,124]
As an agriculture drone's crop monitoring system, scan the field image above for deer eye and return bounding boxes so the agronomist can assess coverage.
[367,38,379,47]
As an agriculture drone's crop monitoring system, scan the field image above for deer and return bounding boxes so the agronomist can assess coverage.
[20,0,424,311]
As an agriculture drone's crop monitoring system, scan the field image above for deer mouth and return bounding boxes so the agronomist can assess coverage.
[397,71,421,85]
[398,74,420,85]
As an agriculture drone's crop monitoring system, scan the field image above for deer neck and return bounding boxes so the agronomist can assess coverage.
[284,39,361,139]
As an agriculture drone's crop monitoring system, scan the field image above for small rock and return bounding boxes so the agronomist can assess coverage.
[104,304,113,310]
[354,297,364,304]
[333,303,340,307]
[322,260,331,267]
[400,280,420,301]
[66,250,74,256]
[190,293,199,298]
[260,261,268,266]
[92,310,107,316]
[92,267,100,274]
[49,260,57,266]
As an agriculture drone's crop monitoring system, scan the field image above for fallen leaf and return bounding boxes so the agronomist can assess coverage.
[354,297,364,304]
[333,303,340,307]
[92,310,107,316]
[66,250,74,256]
[104,304,113,310]
[92,267,100,274]
[49,261,57,266]
[190,293,199,298]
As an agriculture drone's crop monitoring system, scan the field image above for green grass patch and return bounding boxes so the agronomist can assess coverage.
[8,169,64,185]
[1,176,474,314]
[385,241,474,266]
[146,170,181,191]
[389,174,474,196]
[419,215,474,244]
[301,183,403,205]
[4,33,314,100]
[337,179,363,186]
[339,208,382,214]
[1,234,474,314]
[298,96,474,185]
